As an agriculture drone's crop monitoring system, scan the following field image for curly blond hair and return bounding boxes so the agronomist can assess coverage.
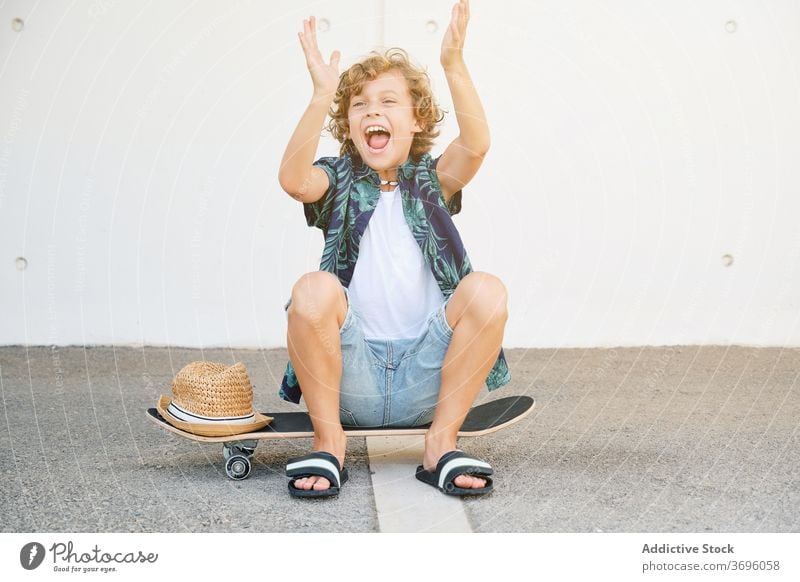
[326,48,444,161]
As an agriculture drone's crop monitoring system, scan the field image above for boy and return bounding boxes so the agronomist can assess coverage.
[278,0,510,498]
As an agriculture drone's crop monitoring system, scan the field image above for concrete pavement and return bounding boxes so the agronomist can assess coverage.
[1,345,797,532]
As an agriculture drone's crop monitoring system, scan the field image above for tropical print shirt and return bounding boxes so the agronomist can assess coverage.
[278,151,511,404]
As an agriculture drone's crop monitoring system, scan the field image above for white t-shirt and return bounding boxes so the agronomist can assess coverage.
[347,186,445,340]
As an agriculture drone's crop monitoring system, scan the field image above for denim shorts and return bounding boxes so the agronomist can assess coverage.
[284,287,480,428]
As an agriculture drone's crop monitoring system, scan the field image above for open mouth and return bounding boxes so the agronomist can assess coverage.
[364,125,391,154]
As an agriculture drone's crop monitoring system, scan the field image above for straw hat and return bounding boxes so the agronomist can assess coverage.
[156,361,271,437]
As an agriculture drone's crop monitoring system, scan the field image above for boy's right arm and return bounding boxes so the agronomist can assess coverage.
[278,97,334,203]
[278,16,341,204]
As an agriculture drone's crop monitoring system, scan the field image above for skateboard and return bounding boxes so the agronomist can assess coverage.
[146,395,534,480]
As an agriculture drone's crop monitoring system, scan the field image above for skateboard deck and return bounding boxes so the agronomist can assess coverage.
[147,395,533,441]
[146,395,534,480]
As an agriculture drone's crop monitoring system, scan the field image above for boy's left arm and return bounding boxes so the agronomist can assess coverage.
[436,0,489,202]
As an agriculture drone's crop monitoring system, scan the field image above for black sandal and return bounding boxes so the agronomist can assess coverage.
[286,451,349,498]
[415,450,493,496]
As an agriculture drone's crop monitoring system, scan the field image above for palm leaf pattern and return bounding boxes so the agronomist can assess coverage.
[280,153,510,404]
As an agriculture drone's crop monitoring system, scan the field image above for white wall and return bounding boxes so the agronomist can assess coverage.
[1,0,799,348]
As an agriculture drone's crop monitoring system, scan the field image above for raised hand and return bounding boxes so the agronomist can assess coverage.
[440,0,469,70]
[298,16,341,99]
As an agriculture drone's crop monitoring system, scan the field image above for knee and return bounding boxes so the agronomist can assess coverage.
[459,271,509,324]
[288,271,343,320]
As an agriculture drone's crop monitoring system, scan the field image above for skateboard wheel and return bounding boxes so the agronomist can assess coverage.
[225,455,251,480]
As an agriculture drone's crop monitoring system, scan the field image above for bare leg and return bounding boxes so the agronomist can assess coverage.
[423,271,509,489]
[286,271,349,491]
